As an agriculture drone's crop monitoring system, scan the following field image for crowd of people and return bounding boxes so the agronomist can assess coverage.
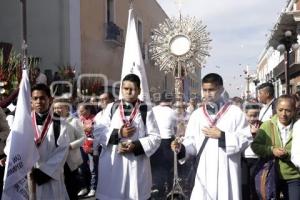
[0,72,300,200]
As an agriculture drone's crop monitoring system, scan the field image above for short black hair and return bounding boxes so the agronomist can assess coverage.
[34,67,41,72]
[31,84,51,97]
[202,73,223,86]
[231,96,243,104]
[245,103,261,110]
[77,101,93,112]
[122,74,141,88]
[257,82,274,97]
[102,92,115,101]
[160,91,173,102]
[53,98,71,104]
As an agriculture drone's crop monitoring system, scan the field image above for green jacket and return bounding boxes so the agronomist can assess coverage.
[251,115,300,180]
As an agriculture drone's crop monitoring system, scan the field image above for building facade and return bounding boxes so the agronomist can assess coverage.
[257,0,300,96]
[0,0,183,101]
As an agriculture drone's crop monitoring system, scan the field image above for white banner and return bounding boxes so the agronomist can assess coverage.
[2,69,40,200]
[119,7,151,104]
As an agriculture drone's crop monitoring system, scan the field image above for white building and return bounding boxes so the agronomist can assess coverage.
[257,0,300,96]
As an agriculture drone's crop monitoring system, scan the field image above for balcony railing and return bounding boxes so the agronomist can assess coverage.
[273,48,300,80]
[104,22,124,46]
[273,59,285,78]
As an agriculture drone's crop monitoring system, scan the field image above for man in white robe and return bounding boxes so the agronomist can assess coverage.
[95,74,161,200]
[30,84,70,200]
[172,73,252,200]
[291,119,300,170]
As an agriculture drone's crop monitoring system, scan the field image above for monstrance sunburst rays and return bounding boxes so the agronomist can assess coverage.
[149,16,211,74]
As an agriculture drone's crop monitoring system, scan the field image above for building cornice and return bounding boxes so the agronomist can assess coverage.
[288,10,300,21]
[262,0,297,50]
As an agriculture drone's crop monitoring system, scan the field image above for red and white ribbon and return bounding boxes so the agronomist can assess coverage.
[32,112,52,147]
[119,100,140,127]
[203,102,231,126]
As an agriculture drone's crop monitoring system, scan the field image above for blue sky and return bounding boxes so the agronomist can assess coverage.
[156,0,288,97]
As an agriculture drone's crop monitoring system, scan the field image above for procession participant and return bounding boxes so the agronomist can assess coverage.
[293,91,300,120]
[93,93,115,161]
[0,107,10,196]
[230,96,243,109]
[94,92,115,125]
[252,95,300,200]
[77,103,98,197]
[95,73,161,200]
[171,73,252,200]
[89,96,100,115]
[33,67,47,85]
[174,101,189,137]
[30,84,70,200]
[292,109,300,168]
[257,82,276,122]
[151,92,177,197]
[242,103,261,200]
[186,98,197,114]
[53,98,85,200]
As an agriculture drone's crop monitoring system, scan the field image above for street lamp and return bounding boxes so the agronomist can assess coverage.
[277,30,298,94]
[252,78,260,98]
[244,67,251,100]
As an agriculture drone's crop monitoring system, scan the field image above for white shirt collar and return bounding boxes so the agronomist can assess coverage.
[277,119,293,146]
[277,119,292,131]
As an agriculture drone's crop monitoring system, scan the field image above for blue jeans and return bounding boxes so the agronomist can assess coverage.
[78,147,99,190]
[277,179,300,200]
[241,157,259,200]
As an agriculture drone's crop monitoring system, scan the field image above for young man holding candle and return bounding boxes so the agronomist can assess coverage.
[95,74,161,200]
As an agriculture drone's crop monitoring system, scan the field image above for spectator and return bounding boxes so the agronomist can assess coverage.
[33,67,47,85]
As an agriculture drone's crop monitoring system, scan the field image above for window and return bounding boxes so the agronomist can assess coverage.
[107,0,115,22]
